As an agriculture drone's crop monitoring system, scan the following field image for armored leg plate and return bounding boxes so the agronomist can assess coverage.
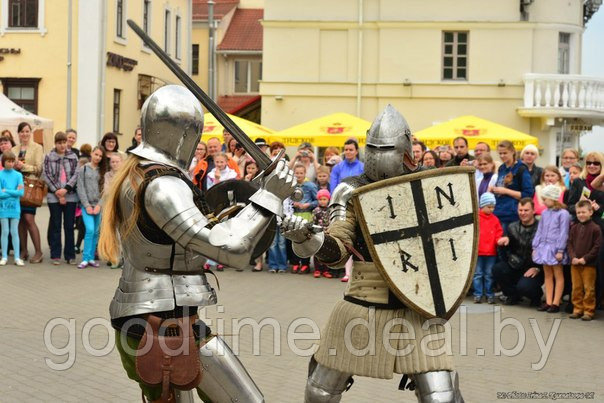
[305,357,353,403]
[413,370,464,403]
[197,335,264,403]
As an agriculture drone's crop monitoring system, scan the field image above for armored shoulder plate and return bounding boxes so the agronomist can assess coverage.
[328,174,372,223]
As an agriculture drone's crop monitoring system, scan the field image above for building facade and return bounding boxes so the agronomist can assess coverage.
[261,0,604,164]
[0,0,192,148]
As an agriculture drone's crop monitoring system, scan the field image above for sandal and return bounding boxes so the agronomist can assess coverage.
[29,254,43,264]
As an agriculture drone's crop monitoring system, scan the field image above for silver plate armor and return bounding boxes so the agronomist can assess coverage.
[364,104,416,182]
[130,85,204,172]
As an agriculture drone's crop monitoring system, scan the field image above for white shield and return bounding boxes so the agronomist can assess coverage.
[352,167,478,319]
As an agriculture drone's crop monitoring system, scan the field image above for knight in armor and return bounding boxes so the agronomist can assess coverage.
[99,85,295,402]
[282,105,464,402]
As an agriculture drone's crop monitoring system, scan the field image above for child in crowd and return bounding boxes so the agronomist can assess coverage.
[473,192,502,303]
[567,200,602,321]
[291,164,318,274]
[206,153,237,189]
[76,146,106,269]
[268,197,293,273]
[104,152,124,192]
[475,154,498,200]
[244,160,259,181]
[532,185,571,313]
[42,132,79,265]
[315,165,330,191]
[312,189,333,278]
[75,157,89,254]
[533,165,566,216]
[0,151,25,266]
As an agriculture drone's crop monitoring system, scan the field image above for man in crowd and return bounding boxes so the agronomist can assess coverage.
[412,140,426,164]
[493,198,544,306]
[473,142,490,158]
[126,126,142,152]
[446,136,474,167]
[192,136,241,190]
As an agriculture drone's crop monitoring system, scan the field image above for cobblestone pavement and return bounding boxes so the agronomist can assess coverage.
[1,211,603,402]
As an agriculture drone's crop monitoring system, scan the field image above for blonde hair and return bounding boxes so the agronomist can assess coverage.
[98,155,144,264]
[580,151,604,179]
[476,154,496,173]
[540,165,565,189]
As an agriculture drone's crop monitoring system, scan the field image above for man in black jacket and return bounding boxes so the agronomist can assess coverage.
[493,197,544,305]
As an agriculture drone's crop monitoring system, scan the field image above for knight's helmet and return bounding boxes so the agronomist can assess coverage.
[364,105,417,181]
[129,85,204,171]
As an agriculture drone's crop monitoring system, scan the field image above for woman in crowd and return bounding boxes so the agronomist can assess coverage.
[100,132,124,162]
[1,129,16,147]
[533,166,566,216]
[322,146,340,166]
[66,129,80,158]
[520,144,543,188]
[437,145,454,166]
[12,122,44,263]
[421,150,441,169]
[289,142,320,182]
[490,140,534,233]
[189,141,207,175]
[227,138,249,176]
[269,141,287,160]
[76,146,107,269]
[42,132,80,265]
[475,154,498,200]
[559,148,580,188]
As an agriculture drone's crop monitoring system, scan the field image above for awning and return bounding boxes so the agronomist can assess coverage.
[200,112,275,142]
[415,115,538,150]
[271,113,370,147]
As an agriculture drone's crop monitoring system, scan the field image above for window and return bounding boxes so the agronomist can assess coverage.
[116,0,124,38]
[558,32,570,74]
[8,0,38,28]
[234,60,262,93]
[175,15,181,59]
[137,74,166,109]
[192,44,199,75]
[164,9,171,54]
[1,78,40,113]
[143,0,151,34]
[442,31,468,80]
[113,89,121,133]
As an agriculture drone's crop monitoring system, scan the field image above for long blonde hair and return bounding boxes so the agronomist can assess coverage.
[98,155,144,264]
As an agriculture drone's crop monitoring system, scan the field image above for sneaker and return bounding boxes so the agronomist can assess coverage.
[14,259,25,266]
[322,271,333,279]
[341,276,349,283]
[66,259,77,265]
[268,269,277,273]
[313,270,321,278]
[537,303,550,312]
[473,296,482,304]
[487,297,496,304]
[292,265,299,273]
[278,270,287,274]
[74,246,81,254]
[88,260,100,268]
[299,265,309,274]
[0,258,7,266]
[581,315,593,321]
[216,265,224,272]
[52,259,61,265]
[546,305,560,313]
[569,313,582,319]
[78,261,89,269]
[203,263,211,272]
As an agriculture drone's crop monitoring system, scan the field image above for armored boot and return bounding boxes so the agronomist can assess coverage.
[413,370,464,403]
[305,357,353,403]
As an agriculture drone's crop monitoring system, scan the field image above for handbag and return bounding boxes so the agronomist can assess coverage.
[21,177,48,208]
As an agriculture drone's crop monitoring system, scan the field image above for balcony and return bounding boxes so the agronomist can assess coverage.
[517,73,604,123]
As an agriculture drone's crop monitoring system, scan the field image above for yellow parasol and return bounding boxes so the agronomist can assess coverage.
[415,115,538,150]
[200,113,275,143]
[271,113,371,147]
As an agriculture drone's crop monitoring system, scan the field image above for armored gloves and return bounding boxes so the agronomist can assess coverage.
[248,159,296,216]
[281,215,325,258]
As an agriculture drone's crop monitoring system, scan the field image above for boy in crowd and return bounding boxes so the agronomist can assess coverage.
[567,200,602,321]
[312,189,333,278]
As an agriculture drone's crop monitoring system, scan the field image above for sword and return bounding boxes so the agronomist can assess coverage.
[127,19,271,170]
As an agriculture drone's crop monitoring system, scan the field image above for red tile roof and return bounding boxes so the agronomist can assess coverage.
[218,95,260,114]
[192,0,239,21]
[217,9,263,51]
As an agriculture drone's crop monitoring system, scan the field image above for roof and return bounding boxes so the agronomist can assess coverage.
[217,8,263,51]
[192,0,239,21]
[218,95,260,114]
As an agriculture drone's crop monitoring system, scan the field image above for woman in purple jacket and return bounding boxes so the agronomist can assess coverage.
[532,185,571,313]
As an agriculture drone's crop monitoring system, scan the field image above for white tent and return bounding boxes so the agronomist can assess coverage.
[0,92,53,151]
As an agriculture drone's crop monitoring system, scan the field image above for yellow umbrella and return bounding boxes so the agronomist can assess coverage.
[271,113,371,147]
[200,113,275,143]
[415,115,538,150]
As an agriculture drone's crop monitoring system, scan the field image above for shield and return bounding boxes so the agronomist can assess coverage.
[352,167,478,319]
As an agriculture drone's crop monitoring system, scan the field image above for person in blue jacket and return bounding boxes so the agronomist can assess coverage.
[330,139,364,193]
[490,140,535,233]
[0,150,25,266]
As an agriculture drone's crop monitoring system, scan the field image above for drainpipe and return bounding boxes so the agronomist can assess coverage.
[99,0,107,137]
[66,0,72,128]
[208,0,216,101]
[356,0,363,117]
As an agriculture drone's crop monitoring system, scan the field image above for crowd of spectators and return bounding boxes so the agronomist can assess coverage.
[1,122,603,318]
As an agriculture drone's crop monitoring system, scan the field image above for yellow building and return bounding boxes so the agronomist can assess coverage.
[0,0,192,148]
[261,0,604,164]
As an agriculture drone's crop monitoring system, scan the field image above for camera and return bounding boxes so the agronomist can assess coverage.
[235,143,242,150]
[300,151,309,157]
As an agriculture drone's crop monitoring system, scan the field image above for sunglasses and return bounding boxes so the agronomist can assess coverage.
[586,161,601,166]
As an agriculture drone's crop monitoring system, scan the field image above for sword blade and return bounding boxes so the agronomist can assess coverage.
[127,19,272,169]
